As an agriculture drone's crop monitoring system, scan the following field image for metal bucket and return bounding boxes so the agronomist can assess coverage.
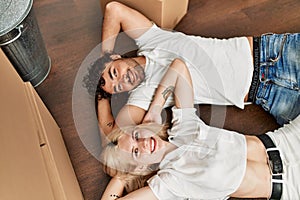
[0,0,51,87]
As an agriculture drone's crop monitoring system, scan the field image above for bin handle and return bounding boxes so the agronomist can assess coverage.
[0,25,24,46]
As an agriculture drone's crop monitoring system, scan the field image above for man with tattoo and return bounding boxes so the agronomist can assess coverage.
[83,1,300,140]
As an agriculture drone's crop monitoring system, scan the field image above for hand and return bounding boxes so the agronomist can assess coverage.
[110,54,121,60]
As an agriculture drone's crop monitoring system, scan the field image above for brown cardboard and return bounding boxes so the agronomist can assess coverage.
[0,49,54,200]
[25,83,83,200]
[100,0,189,29]
[0,49,83,200]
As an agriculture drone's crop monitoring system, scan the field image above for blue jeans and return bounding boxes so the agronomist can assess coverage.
[255,33,300,125]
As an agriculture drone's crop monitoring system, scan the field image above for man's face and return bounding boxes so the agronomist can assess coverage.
[101,58,145,94]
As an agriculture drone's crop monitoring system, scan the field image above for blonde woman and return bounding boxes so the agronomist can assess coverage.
[100,58,300,200]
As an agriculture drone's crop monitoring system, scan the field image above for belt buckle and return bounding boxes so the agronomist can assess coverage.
[266,148,283,176]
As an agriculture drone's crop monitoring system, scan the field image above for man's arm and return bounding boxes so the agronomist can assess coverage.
[98,2,152,140]
[97,98,117,146]
[101,1,153,53]
[98,98,146,142]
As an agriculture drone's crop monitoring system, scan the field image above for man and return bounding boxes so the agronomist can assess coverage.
[84,1,299,138]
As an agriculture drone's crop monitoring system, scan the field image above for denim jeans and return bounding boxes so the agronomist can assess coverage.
[255,33,300,125]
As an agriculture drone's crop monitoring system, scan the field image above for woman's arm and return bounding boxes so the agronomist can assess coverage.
[100,177,125,200]
[143,59,194,123]
[101,1,153,53]
[101,178,157,200]
[116,186,157,200]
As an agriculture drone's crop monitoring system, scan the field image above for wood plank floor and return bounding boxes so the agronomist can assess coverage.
[32,0,300,199]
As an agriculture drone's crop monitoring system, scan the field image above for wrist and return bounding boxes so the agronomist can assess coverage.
[149,104,163,115]
[97,93,112,101]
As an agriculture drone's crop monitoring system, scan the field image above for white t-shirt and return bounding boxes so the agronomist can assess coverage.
[148,107,247,200]
[127,24,253,110]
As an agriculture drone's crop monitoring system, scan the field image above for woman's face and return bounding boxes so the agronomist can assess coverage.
[117,127,168,165]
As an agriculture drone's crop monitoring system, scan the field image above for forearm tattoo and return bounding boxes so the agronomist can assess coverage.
[107,121,114,127]
[162,86,174,100]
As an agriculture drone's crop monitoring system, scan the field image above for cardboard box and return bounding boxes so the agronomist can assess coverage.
[0,49,83,200]
[100,0,189,29]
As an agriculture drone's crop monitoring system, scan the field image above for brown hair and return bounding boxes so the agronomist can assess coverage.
[83,52,114,99]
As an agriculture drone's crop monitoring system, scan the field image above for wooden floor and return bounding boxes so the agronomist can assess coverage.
[32,0,300,199]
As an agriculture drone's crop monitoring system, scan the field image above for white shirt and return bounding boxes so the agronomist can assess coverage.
[147,107,247,200]
[127,24,253,110]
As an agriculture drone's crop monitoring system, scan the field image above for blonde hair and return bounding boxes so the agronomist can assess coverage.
[100,122,169,192]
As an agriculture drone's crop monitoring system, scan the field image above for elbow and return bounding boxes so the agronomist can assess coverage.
[172,58,188,73]
[104,1,127,23]
[105,1,124,14]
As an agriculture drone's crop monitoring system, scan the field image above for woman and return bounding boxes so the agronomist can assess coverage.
[100,59,300,199]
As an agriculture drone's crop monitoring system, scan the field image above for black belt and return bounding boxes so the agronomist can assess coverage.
[247,36,261,102]
[257,134,283,200]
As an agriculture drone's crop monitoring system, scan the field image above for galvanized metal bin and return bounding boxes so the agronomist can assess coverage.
[0,0,51,87]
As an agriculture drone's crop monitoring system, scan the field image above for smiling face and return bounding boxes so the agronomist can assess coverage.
[101,58,145,94]
[117,126,169,165]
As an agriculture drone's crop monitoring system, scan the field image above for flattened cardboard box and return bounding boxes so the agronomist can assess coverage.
[101,0,189,29]
[0,49,83,200]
